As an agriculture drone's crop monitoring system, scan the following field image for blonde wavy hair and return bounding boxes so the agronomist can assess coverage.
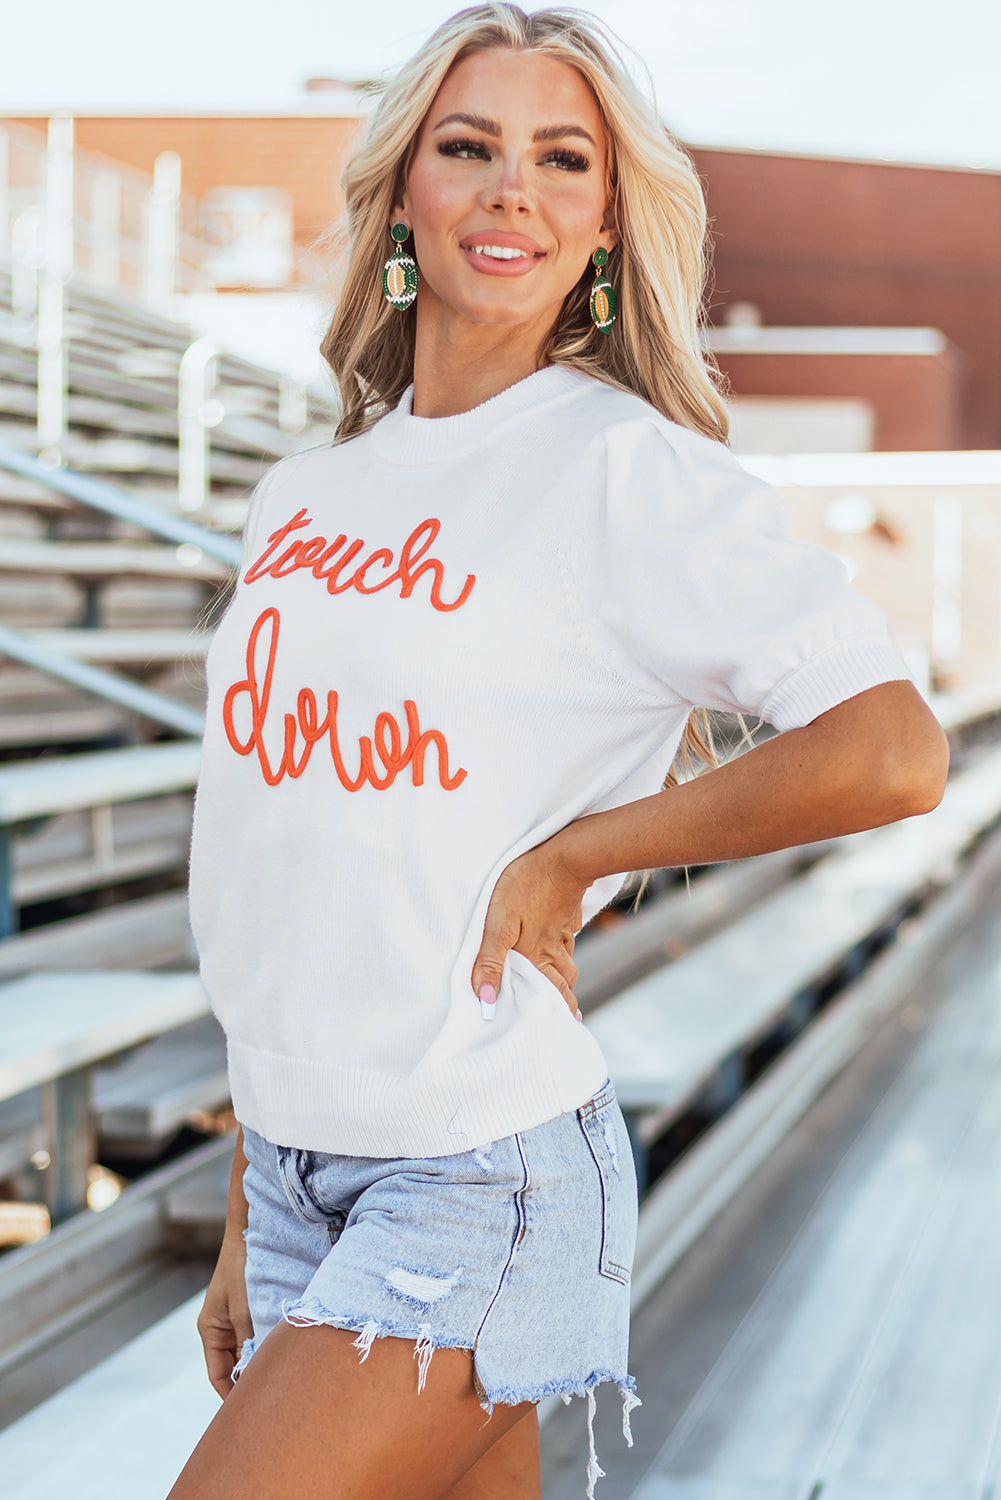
[322,2,731,790]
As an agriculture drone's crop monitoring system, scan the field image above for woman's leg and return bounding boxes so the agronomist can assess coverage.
[441,1407,540,1500]
[167,1320,536,1500]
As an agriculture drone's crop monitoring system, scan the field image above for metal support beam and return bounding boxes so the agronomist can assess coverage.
[145,151,181,307]
[37,115,74,463]
[0,827,13,940]
[42,1066,95,1225]
[78,578,103,630]
[0,623,205,737]
[178,337,221,514]
[0,443,240,567]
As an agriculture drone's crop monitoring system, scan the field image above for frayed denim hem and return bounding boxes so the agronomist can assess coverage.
[278,1294,475,1393]
[231,1334,257,1382]
[481,1370,641,1500]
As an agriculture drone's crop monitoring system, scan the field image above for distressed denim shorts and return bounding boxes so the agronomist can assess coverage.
[234,1077,640,1498]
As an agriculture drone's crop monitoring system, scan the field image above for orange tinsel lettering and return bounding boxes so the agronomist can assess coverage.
[222,608,466,791]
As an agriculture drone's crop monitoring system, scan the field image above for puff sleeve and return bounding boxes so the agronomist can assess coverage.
[584,419,911,732]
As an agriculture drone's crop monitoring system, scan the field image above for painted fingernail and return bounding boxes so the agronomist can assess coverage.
[575,1009,583,1023]
[479,984,497,1022]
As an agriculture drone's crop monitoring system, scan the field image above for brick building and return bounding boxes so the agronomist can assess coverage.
[10,110,365,265]
[690,147,1001,450]
[8,115,1001,448]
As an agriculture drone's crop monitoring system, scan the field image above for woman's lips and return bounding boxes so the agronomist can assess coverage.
[460,244,546,277]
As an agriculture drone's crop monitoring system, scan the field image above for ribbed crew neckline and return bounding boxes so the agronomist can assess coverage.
[370,364,589,464]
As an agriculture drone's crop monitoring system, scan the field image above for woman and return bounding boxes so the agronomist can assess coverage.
[172,6,949,1498]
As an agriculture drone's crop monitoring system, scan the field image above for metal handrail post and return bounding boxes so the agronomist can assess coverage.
[178,337,221,514]
[92,167,121,290]
[37,115,74,465]
[145,151,181,307]
[11,207,43,320]
[279,374,308,435]
[932,491,962,679]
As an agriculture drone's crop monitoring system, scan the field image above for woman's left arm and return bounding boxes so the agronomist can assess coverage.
[471,680,950,1015]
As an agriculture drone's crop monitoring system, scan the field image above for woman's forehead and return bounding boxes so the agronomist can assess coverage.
[428,48,606,134]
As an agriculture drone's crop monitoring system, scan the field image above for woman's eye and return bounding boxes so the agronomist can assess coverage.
[437,138,490,161]
[545,148,591,173]
[435,139,590,173]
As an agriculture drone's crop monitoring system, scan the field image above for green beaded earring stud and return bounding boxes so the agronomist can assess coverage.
[382,223,419,310]
[589,247,617,333]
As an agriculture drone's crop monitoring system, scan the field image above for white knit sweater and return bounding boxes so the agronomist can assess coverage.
[188,366,910,1156]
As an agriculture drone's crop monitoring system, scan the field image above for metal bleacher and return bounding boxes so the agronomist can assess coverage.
[0,247,334,1236]
[4,138,1001,1495]
[3,700,1001,1495]
[4,304,1001,1486]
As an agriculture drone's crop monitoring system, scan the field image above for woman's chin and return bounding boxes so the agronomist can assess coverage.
[437,297,557,333]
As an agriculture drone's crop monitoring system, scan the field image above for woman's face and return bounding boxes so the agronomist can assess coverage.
[396,48,617,338]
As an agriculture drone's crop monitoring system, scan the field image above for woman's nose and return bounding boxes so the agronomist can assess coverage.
[483,156,534,214]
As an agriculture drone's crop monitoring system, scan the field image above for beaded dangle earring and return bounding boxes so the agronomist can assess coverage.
[382,223,419,310]
[589,247,617,333]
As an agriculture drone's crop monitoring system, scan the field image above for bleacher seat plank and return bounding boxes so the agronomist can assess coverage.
[21,628,210,662]
[12,791,191,869]
[0,703,127,749]
[0,971,209,1103]
[0,473,75,512]
[0,742,200,824]
[589,747,1001,1115]
[630,895,1001,1500]
[0,893,195,978]
[0,1291,218,1498]
[0,538,229,582]
[12,836,189,905]
[95,1014,228,1149]
[0,1089,43,1180]
[575,844,827,1011]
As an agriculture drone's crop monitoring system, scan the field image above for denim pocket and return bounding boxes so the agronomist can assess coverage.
[577,1083,634,1286]
[275,1144,327,1226]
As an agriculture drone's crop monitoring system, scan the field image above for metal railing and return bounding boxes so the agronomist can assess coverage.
[0,442,241,563]
[0,117,328,482]
[0,116,330,307]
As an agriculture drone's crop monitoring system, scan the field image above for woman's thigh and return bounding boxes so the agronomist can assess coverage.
[168,1318,536,1500]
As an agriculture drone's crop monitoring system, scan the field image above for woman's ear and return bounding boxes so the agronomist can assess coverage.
[598,222,619,257]
[598,201,619,256]
[391,175,410,227]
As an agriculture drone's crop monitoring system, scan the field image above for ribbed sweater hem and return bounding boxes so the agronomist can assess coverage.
[226,1025,611,1158]
[761,634,910,733]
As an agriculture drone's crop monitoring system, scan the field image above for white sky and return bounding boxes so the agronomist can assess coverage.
[3,0,1000,170]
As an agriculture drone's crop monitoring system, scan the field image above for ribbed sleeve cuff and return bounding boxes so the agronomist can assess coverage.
[760,635,913,733]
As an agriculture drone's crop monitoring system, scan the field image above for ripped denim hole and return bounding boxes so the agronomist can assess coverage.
[471,1144,496,1174]
[385,1262,465,1311]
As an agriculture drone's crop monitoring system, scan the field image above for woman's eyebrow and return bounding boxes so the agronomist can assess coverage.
[432,111,597,147]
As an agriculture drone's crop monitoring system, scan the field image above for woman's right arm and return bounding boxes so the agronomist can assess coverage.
[196,1125,254,1399]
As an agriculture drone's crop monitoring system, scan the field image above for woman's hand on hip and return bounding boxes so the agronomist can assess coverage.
[471,837,587,1019]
